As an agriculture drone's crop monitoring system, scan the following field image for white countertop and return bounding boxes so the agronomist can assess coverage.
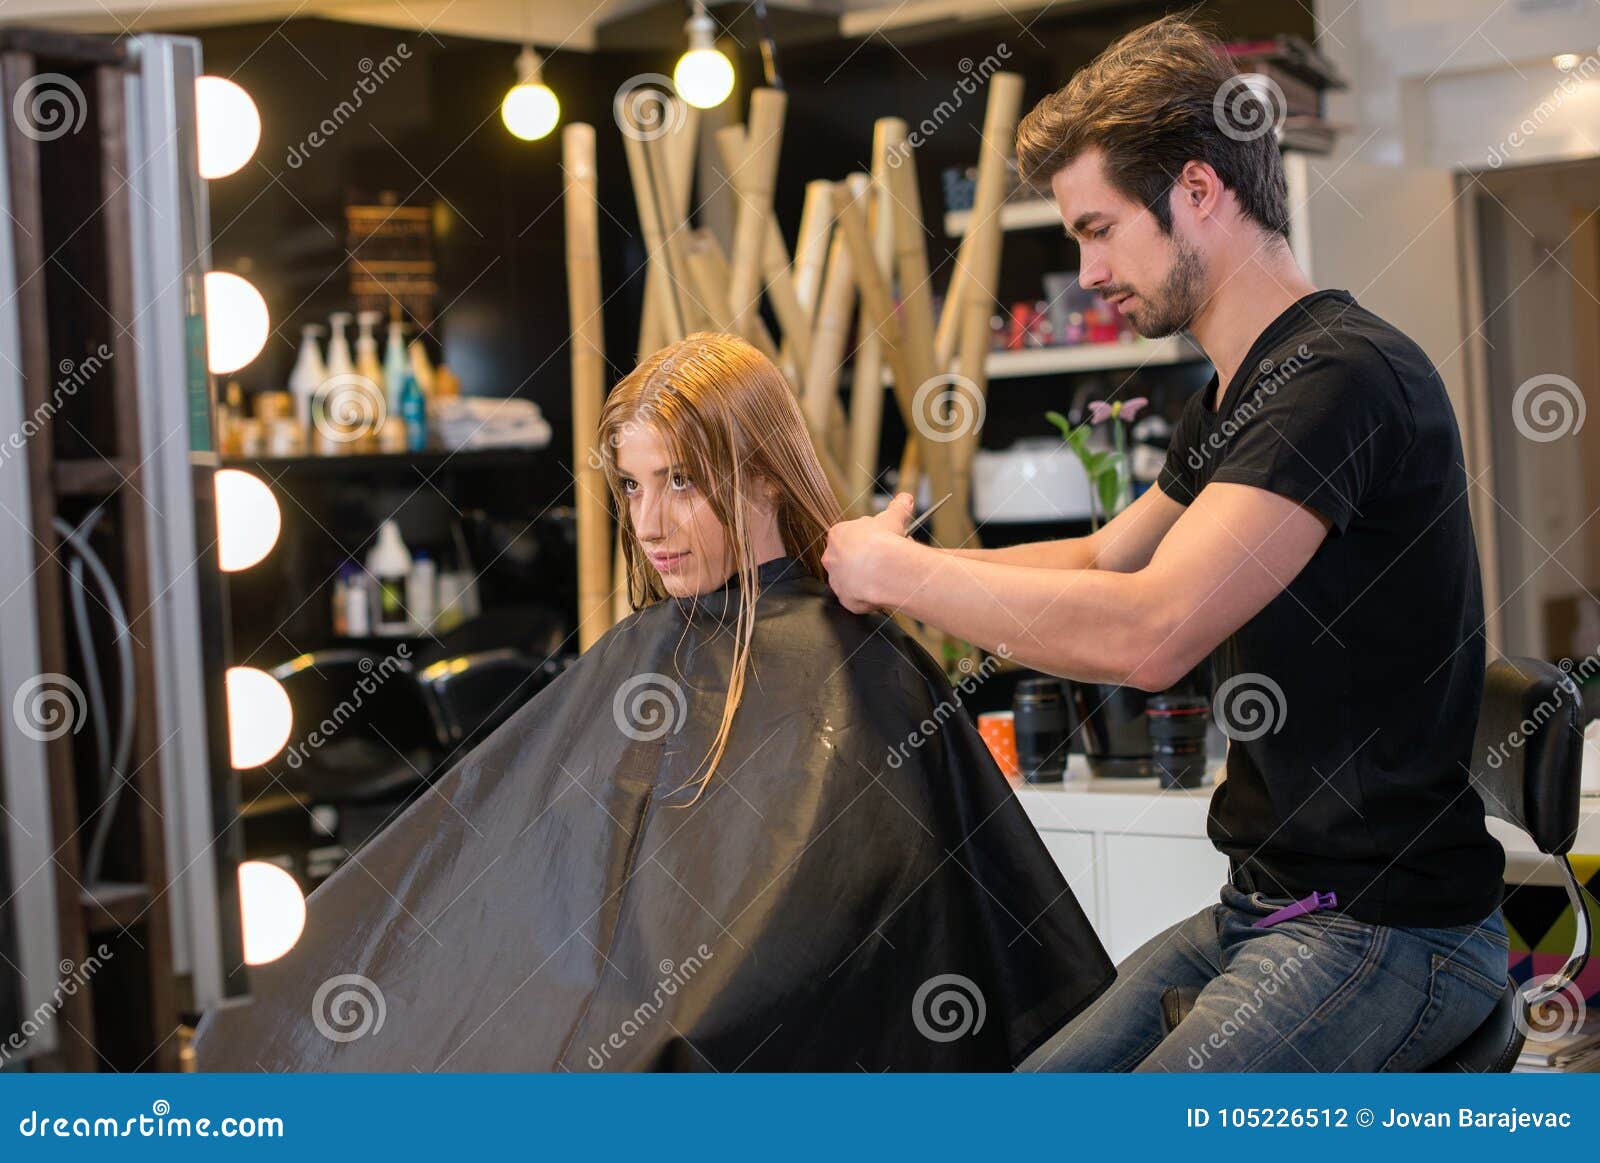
[1012,756,1600,865]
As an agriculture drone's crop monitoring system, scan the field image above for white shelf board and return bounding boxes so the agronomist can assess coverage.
[944,198,1062,237]
[985,336,1205,379]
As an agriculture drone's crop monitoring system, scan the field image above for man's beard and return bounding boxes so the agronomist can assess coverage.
[1123,234,1205,338]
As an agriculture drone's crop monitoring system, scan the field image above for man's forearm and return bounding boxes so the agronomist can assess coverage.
[942,536,1097,570]
[873,537,1178,689]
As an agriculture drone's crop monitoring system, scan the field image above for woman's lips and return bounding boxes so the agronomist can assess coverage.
[650,551,690,573]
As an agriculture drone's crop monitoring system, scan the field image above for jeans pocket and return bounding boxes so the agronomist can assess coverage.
[1380,952,1505,1072]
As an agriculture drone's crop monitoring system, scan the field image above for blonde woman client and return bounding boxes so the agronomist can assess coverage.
[194,333,1112,1073]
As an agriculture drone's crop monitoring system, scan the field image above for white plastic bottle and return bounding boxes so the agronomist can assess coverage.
[407,552,437,632]
[326,311,355,378]
[355,310,384,388]
[289,323,326,433]
[383,319,408,417]
[365,520,412,636]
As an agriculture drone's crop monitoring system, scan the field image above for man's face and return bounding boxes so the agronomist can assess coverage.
[1050,148,1206,338]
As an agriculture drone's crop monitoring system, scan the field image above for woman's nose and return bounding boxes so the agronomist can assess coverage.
[633,490,666,541]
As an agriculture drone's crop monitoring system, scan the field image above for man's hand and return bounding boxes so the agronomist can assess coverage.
[823,492,916,614]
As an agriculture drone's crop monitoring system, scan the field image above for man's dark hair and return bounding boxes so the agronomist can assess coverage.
[1014,14,1291,239]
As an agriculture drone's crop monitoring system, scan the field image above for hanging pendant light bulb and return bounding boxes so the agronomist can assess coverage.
[501,46,560,141]
[673,4,735,110]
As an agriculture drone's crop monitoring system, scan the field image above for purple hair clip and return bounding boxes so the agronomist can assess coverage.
[1252,890,1338,929]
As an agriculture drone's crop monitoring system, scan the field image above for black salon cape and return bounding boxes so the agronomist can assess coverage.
[194,556,1113,1072]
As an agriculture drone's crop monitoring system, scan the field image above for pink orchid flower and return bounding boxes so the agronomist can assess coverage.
[1086,396,1148,425]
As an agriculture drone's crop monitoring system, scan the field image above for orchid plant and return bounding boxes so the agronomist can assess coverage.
[1045,397,1148,530]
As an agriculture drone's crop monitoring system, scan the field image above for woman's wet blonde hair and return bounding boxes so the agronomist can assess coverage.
[597,331,841,800]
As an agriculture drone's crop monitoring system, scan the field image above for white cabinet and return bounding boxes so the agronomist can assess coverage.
[1033,829,1098,934]
[1100,834,1230,963]
[1017,766,1230,967]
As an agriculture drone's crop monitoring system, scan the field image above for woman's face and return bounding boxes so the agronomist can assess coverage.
[614,423,784,598]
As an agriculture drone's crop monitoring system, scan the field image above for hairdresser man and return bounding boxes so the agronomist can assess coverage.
[823,15,1509,1072]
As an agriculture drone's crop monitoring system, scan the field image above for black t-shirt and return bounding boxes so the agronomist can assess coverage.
[1159,289,1503,927]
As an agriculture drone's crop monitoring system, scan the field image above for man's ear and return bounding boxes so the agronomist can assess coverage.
[1172,160,1222,222]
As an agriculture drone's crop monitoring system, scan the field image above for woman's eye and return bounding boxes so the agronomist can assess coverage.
[620,479,638,496]
[670,473,693,491]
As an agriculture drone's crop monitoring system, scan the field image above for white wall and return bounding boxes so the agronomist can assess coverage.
[1316,0,1600,170]
[1312,0,1600,657]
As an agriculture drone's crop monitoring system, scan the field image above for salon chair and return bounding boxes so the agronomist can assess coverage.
[1157,656,1591,1072]
[415,647,556,754]
[261,648,443,804]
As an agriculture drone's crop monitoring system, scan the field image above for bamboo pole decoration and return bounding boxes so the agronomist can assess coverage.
[950,73,1025,514]
[802,175,866,479]
[725,88,787,346]
[664,101,701,224]
[621,95,698,344]
[636,100,702,356]
[685,228,783,364]
[684,229,735,331]
[846,122,896,503]
[834,185,970,549]
[714,124,812,385]
[640,100,704,340]
[562,123,613,649]
[876,118,944,509]
[612,532,632,627]
[791,179,834,321]
[638,287,664,359]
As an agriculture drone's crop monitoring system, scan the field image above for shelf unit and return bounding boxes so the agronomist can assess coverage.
[939,194,1210,380]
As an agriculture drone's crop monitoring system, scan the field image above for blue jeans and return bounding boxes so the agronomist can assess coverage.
[1028,883,1509,1072]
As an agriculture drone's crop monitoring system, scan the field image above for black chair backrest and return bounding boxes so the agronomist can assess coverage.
[1468,657,1584,856]
[416,647,551,753]
[269,648,444,758]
